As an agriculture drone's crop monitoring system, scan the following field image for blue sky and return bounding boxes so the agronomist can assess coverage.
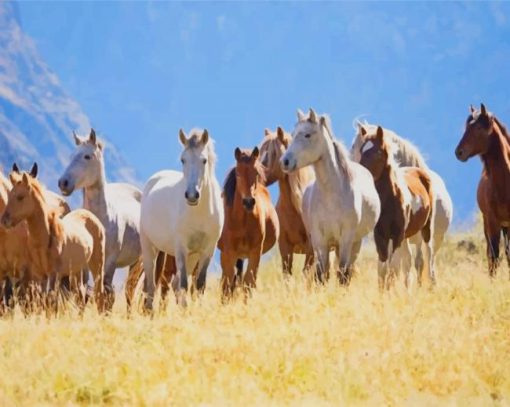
[17,1,510,224]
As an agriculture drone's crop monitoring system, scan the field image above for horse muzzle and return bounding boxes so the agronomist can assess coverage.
[242,197,256,211]
[280,155,297,173]
[58,177,75,196]
[455,147,468,162]
[185,190,200,206]
[1,213,13,229]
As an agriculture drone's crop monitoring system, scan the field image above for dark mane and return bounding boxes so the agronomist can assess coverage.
[223,167,237,207]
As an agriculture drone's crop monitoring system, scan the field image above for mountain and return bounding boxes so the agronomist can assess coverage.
[0,1,137,193]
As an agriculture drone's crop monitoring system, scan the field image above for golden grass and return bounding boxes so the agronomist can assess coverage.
[1,231,510,406]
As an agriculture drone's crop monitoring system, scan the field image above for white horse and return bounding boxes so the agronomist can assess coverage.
[281,109,381,283]
[58,129,143,309]
[140,128,223,310]
[351,122,453,273]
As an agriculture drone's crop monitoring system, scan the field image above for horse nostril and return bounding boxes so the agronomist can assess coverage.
[61,179,68,189]
[184,191,189,199]
[283,159,289,167]
[456,148,463,159]
[195,191,200,200]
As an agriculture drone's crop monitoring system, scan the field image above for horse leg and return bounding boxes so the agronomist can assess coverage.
[279,238,293,276]
[483,216,501,278]
[243,249,262,292]
[102,259,117,312]
[400,240,413,289]
[337,231,355,285]
[125,257,143,313]
[374,232,390,292]
[141,234,157,312]
[347,240,362,281]
[314,244,330,284]
[172,250,188,307]
[160,255,177,309]
[233,259,244,287]
[195,254,211,295]
[70,273,85,315]
[503,228,510,276]
[220,251,236,301]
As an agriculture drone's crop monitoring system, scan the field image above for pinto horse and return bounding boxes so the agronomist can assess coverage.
[1,164,106,312]
[455,103,510,277]
[260,127,315,275]
[359,126,435,289]
[218,147,279,298]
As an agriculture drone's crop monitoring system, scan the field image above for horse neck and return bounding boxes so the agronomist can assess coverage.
[374,164,402,207]
[279,169,308,213]
[196,166,217,211]
[313,139,351,193]
[482,127,510,183]
[26,193,53,248]
[83,164,108,214]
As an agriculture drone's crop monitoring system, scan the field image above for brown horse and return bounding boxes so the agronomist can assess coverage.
[359,126,435,289]
[455,103,510,277]
[0,167,71,311]
[218,147,279,298]
[0,164,106,312]
[260,127,314,275]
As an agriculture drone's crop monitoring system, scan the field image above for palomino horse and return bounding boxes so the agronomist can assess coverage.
[359,126,435,289]
[1,164,106,312]
[218,147,279,298]
[351,121,453,275]
[281,109,380,284]
[0,167,70,310]
[455,103,510,277]
[140,129,223,309]
[58,129,144,310]
[260,127,315,275]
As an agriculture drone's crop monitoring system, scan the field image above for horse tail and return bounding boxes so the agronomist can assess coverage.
[417,169,434,243]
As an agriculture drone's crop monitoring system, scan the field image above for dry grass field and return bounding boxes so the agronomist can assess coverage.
[0,224,509,406]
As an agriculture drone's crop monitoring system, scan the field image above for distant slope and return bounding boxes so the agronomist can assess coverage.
[0,1,137,190]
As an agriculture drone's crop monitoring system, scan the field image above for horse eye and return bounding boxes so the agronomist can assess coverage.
[17,195,24,202]
[202,158,207,165]
[304,134,311,139]
[181,158,185,164]
[84,155,91,160]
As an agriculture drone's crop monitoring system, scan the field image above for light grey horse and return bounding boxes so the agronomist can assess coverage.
[58,129,142,309]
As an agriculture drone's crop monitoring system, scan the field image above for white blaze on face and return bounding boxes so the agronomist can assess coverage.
[410,193,423,214]
[361,140,374,154]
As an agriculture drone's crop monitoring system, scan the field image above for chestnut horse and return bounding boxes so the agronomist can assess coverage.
[0,167,70,311]
[218,147,279,298]
[359,126,435,289]
[455,103,510,277]
[1,164,106,312]
[260,127,315,275]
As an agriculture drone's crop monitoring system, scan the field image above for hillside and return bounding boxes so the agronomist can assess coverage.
[0,1,136,189]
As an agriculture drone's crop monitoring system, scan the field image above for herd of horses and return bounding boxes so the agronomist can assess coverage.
[0,103,506,314]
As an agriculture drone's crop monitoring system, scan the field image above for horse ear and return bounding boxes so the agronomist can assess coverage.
[89,128,97,145]
[252,146,260,159]
[201,129,209,145]
[97,141,104,151]
[375,126,384,143]
[297,109,306,122]
[357,122,367,136]
[308,108,317,123]
[469,105,476,114]
[480,103,487,116]
[179,129,187,146]
[29,163,38,179]
[234,147,242,161]
[12,163,19,174]
[264,128,271,137]
[73,131,82,145]
[277,127,285,142]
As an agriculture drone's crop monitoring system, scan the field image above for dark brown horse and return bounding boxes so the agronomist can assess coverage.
[455,103,510,277]
[218,147,279,298]
[260,127,315,275]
